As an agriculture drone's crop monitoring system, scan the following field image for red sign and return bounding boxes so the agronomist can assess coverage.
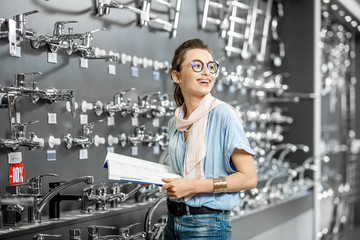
[9,162,25,185]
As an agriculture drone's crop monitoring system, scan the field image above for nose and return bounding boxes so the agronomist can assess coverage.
[201,65,211,75]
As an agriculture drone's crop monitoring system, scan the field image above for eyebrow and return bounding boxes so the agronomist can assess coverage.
[191,59,214,63]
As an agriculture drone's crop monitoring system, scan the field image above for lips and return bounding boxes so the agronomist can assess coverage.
[197,78,211,85]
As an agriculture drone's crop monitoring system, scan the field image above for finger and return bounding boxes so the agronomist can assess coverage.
[162,183,171,190]
[162,178,174,183]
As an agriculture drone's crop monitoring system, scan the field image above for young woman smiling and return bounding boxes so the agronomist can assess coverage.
[161,39,257,240]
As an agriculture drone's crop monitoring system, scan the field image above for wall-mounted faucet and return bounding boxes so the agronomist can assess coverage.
[30,21,116,60]
[0,121,44,151]
[96,0,182,37]
[63,120,103,149]
[95,88,135,116]
[0,72,76,120]
[0,10,39,56]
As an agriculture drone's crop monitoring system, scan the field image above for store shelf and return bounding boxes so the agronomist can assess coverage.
[0,199,164,240]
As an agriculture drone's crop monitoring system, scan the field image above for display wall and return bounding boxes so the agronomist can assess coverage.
[3,0,357,239]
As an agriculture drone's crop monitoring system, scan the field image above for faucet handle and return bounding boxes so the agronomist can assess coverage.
[88,225,116,237]
[14,72,41,87]
[89,27,106,34]
[119,222,141,238]
[69,228,82,240]
[27,173,58,195]
[33,233,61,240]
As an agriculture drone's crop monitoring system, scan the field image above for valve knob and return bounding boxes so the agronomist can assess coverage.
[94,135,105,147]
[81,100,93,113]
[48,135,61,148]
[107,135,119,146]
[66,101,78,112]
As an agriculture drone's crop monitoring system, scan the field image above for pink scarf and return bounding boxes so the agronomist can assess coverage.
[175,94,243,201]
[175,94,223,182]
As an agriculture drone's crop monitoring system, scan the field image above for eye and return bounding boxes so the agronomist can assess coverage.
[191,62,202,69]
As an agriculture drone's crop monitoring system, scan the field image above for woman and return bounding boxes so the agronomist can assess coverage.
[161,39,257,239]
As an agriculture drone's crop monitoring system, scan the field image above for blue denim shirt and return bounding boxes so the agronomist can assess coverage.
[166,103,255,210]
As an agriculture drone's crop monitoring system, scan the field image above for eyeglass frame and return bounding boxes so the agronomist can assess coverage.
[178,59,220,74]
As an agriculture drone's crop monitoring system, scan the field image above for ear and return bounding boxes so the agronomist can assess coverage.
[171,70,181,84]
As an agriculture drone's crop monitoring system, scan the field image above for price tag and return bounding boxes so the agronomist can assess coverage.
[152,118,159,127]
[108,64,116,75]
[80,114,88,125]
[153,71,160,81]
[240,88,247,95]
[107,116,115,126]
[107,146,114,153]
[131,117,138,126]
[153,145,160,155]
[131,146,138,156]
[16,112,21,124]
[46,150,56,161]
[47,52,58,64]
[229,85,236,93]
[48,113,57,124]
[131,67,139,77]
[216,83,223,92]
[9,162,25,186]
[80,58,89,68]
[8,152,22,164]
[79,149,88,160]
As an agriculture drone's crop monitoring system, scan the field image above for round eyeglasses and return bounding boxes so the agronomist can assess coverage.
[184,60,219,74]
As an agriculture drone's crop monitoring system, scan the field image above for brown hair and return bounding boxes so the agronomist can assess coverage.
[171,39,214,107]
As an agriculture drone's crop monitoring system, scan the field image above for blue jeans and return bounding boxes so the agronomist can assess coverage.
[164,210,232,240]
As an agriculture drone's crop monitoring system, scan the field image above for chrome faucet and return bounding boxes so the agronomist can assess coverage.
[0,121,44,151]
[88,225,117,240]
[0,10,39,51]
[33,233,61,240]
[132,92,166,118]
[119,222,146,240]
[12,10,39,44]
[144,193,167,240]
[95,88,135,116]
[29,176,94,222]
[80,185,105,213]
[64,120,103,149]
[107,182,132,208]
[69,228,83,240]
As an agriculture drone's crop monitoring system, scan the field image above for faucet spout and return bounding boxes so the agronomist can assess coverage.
[34,176,94,222]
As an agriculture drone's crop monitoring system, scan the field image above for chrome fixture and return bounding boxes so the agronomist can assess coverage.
[29,176,94,222]
[0,121,44,151]
[63,120,103,149]
[144,193,167,240]
[96,0,182,38]
[95,88,135,116]
[0,10,39,56]
[30,21,117,60]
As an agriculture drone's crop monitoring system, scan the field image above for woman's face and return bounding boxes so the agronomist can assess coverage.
[172,49,216,100]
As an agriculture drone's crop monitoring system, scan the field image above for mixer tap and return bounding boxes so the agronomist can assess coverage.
[95,88,135,116]
[29,176,94,222]
[132,92,166,118]
[0,121,44,150]
[64,120,103,149]
[119,222,146,240]
[144,193,167,240]
[80,184,106,213]
[0,10,39,56]
[33,233,61,240]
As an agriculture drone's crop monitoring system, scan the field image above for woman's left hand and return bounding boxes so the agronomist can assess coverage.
[162,178,196,199]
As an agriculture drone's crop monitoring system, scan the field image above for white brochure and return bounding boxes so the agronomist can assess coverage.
[103,152,182,185]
